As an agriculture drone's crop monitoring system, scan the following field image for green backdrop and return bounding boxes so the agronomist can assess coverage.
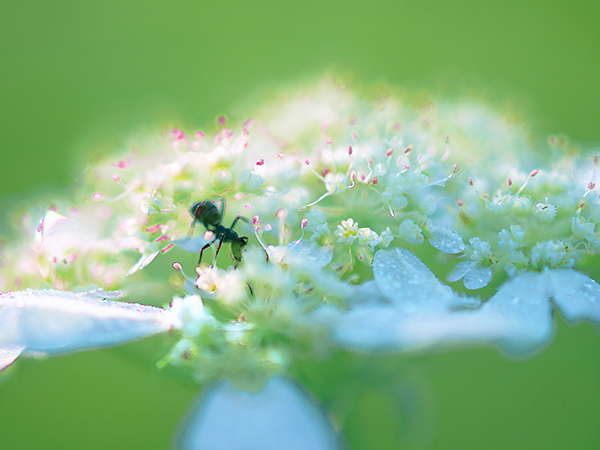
[1,0,599,449]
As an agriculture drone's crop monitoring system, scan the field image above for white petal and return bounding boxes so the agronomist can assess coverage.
[373,248,479,312]
[447,261,493,290]
[546,269,600,325]
[333,265,555,357]
[428,225,466,254]
[126,251,160,276]
[174,235,212,253]
[175,376,341,450]
[345,280,388,308]
[0,289,173,355]
[285,240,333,268]
[0,345,24,371]
[478,271,554,357]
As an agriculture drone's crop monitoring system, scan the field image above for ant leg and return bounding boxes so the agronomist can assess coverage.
[230,215,250,230]
[198,238,217,266]
[213,237,225,264]
[187,218,197,237]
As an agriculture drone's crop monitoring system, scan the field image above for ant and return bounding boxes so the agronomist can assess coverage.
[189,199,249,266]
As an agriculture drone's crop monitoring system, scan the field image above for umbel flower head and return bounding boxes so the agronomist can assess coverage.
[1,80,600,449]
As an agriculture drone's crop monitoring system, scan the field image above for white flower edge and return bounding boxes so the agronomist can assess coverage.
[0,288,173,370]
[175,375,342,450]
[325,248,600,358]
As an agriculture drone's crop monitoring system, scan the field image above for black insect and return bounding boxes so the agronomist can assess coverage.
[189,199,249,266]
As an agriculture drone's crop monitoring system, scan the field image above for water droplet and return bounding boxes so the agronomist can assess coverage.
[576,281,600,303]
[511,297,521,305]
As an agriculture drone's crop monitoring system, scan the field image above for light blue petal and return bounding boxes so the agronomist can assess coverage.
[175,376,342,450]
[428,225,466,254]
[285,241,333,269]
[0,345,23,371]
[373,248,480,312]
[447,261,493,290]
[478,271,554,357]
[0,289,173,356]
[174,235,212,253]
[332,272,553,357]
[546,269,600,326]
[345,280,389,308]
[446,260,474,283]
[463,266,493,290]
[332,250,557,358]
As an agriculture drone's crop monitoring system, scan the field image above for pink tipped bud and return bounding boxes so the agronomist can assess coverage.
[252,215,260,225]
[371,176,379,185]
[468,177,474,186]
[530,169,539,178]
[325,138,333,145]
[507,177,512,186]
[386,148,394,157]
[92,193,104,201]
[301,218,308,228]
[243,128,249,136]
[403,165,410,170]
[445,135,450,142]
[452,164,460,174]
[118,161,126,168]
[265,224,272,231]
[256,159,265,166]
[217,115,227,126]
[172,262,183,271]
[305,158,311,165]
[456,198,464,207]
[350,171,356,180]
[348,145,353,155]
[277,152,285,160]
[594,155,600,165]
[366,157,374,166]
[172,129,185,140]
[112,174,120,182]
[196,131,205,139]
[588,181,596,190]
[404,146,412,154]
[351,131,358,140]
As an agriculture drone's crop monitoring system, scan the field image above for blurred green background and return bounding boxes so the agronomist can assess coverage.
[1,0,599,449]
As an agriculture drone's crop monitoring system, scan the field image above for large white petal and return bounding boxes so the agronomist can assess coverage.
[176,376,342,450]
[546,269,600,326]
[373,248,480,312]
[0,289,173,357]
[0,345,24,371]
[331,249,558,358]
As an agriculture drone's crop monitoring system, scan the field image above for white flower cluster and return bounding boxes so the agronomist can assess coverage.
[2,80,600,449]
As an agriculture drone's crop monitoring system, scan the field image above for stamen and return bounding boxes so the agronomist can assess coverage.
[296,218,308,243]
[515,169,539,197]
[584,181,596,198]
[277,208,288,246]
[172,262,197,285]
